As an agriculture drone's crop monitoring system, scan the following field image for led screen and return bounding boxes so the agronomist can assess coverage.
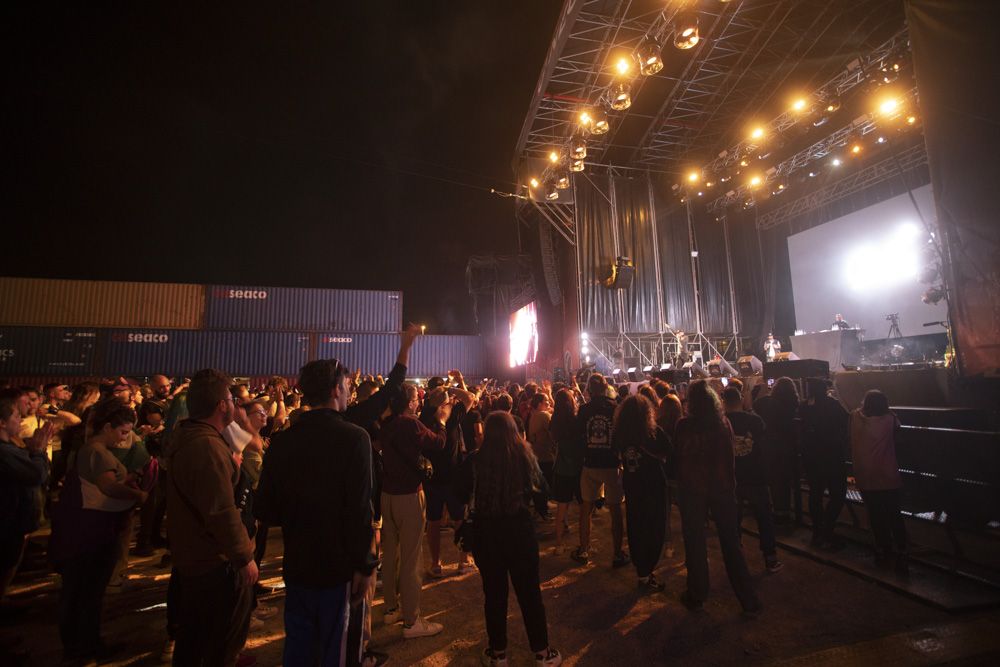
[509,302,539,368]
[787,184,947,339]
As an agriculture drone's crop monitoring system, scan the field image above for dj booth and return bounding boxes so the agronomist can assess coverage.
[790,329,862,369]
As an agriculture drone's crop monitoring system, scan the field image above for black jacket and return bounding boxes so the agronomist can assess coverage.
[255,408,377,588]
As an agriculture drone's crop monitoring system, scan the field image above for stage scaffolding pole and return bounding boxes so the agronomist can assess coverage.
[608,174,626,340]
[722,214,740,357]
[647,173,667,363]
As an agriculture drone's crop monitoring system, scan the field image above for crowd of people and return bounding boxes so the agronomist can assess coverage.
[0,323,910,667]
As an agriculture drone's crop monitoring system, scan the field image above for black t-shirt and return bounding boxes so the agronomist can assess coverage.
[460,409,483,453]
[576,396,619,469]
[726,410,767,486]
[799,395,849,469]
[420,401,466,486]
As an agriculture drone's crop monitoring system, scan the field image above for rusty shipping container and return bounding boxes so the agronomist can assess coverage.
[0,277,204,329]
[205,285,401,332]
[101,329,311,378]
[0,327,100,376]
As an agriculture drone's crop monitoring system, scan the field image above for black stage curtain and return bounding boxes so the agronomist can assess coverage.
[614,176,661,333]
[906,0,1000,376]
[576,174,620,333]
[691,203,734,334]
[726,210,767,341]
[653,189,698,333]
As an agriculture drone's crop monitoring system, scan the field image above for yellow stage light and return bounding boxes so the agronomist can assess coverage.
[750,127,765,141]
[879,98,900,115]
[610,81,632,111]
[792,98,808,112]
[548,151,560,163]
[615,57,630,76]
[907,115,918,125]
[687,171,700,183]
[638,39,664,76]
[850,143,862,155]
[529,177,540,189]
[749,175,762,188]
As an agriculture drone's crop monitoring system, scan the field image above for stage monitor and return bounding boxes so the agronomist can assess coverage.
[508,302,539,368]
[787,184,947,339]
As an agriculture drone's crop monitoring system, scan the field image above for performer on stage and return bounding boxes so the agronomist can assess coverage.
[830,314,851,330]
[763,333,781,361]
[675,330,689,363]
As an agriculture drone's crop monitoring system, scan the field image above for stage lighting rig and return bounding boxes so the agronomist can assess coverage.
[674,11,699,50]
[637,37,664,76]
[570,136,587,160]
[570,159,585,173]
[611,81,632,111]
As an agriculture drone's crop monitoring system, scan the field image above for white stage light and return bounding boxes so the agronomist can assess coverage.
[843,223,920,291]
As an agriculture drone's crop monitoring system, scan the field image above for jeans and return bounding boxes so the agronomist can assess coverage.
[58,541,117,657]
[678,487,761,611]
[736,484,777,559]
[805,464,847,541]
[172,563,253,667]
[472,513,549,653]
[861,489,907,555]
[283,581,351,667]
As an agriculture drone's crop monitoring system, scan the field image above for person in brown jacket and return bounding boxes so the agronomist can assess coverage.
[167,368,257,667]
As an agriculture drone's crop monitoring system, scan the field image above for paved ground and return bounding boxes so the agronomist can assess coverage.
[3,504,999,666]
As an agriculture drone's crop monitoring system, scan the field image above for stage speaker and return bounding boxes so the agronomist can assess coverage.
[774,351,800,362]
[682,360,708,379]
[707,357,738,378]
[764,358,830,381]
[737,355,763,376]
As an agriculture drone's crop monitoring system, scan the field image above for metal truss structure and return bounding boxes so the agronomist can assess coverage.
[753,141,929,230]
[706,84,919,213]
[586,331,744,370]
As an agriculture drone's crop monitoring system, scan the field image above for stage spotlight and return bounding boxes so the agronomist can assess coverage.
[879,97,901,116]
[659,363,671,371]
[922,286,945,305]
[674,11,699,49]
[749,175,763,188]
[792,98,809,112]
[529,177,540,189]
[642,365,654,373]
[880,60,902,85]
[610,81,632,110]
[906,114,918,126]
[627,367,639,381]
[615,57,631,76]
[771,178,788,196]
[850,143,863,156]
[581,331,589,340]
[705,180,714,187]
[825,97,841,113]
[876,135,887,145]
[637,38,664,76]
[570,158,585,173]
[739,158,750,168]
[750,126,765,141]
[571,136,587,159]
[808,169,820,178]
[831,157,842,167]
[612,368,622,382]
[589,107,609,134]
[719,172,732,183]
[687,171,700,184]
[741,194,755,209]
[549,150,560,164]
[555,169,570,189]
[544,180,559,201]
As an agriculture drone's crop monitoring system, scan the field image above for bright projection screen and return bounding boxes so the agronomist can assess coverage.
[787,184,947,339]
[509,302,539,368]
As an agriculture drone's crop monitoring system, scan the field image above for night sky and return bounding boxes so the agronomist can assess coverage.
[5,3,561,334]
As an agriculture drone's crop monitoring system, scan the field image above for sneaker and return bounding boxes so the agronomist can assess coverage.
[457,561,476,574]
[570,547,590,564]
[535,647,563,666]
[158,639,174,664]
[402,617,444,639]
[611,551,631,568]
[638,575,666,593]
[253,604,279,619]
[481,647,508,666]
[680,590,704,612]
[383,607,401,625]
[426,564,444,579]
[362,649,390,667]
[765,559,785,574]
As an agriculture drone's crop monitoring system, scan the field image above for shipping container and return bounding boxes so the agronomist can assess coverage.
[0,327,100,376]
[410,335,489,378]
[101,329,310,378]
[315,333,400,375]
[205,285,401,332]
[0,277,204,329]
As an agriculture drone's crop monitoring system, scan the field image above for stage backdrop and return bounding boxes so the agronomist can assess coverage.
[787,184,948,339]
[905,0,1000,376]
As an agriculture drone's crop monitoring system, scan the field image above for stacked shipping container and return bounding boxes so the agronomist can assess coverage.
[0,278,489,379]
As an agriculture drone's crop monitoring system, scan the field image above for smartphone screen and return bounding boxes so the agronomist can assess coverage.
[767,378,775,387]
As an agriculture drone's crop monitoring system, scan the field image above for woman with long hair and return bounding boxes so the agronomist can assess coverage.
[455,412,562,667]
[656,392,684,555]
[674,380,760,614]
[49,398,147,663]
[850,389,907,572]
[548,389,583,553]
[612,395,670,592]
[64,382,100,418]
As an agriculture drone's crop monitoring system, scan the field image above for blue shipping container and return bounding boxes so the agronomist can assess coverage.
[101,330,311,378]
[314,333,489,379]
[0,327,100,376]
[205,285,401,333]
[315,333,399,375]
[410,335,489,378]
